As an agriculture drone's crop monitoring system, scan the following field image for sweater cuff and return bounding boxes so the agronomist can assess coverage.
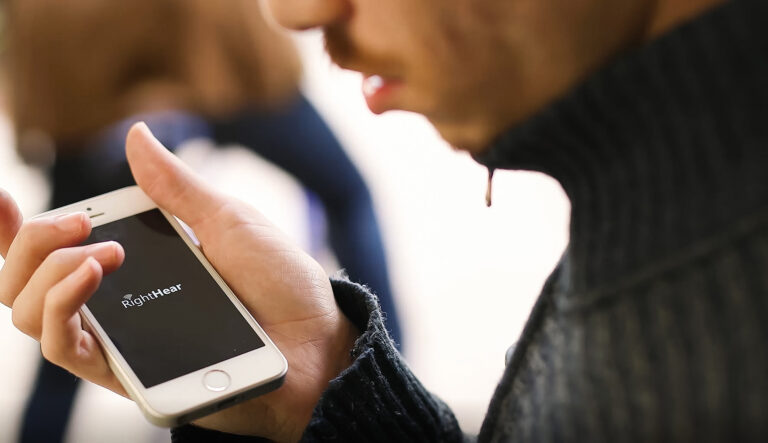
[300,276,462,442]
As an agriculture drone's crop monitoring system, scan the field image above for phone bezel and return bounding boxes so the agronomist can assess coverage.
[35,186,288,427]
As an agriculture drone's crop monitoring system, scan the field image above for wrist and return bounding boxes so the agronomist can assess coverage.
[281,312,361,442]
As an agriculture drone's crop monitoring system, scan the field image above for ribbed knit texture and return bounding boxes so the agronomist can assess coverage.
[298,278,464,442]
[174,0,768,441]
[475,0,768,441]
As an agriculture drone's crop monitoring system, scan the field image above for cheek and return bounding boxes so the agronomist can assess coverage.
[405,36,492,114]
[411,10,486,78]
[394,19,466,102]
[427,15,527,112]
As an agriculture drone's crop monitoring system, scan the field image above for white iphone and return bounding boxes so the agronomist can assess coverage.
[35,186,287,427]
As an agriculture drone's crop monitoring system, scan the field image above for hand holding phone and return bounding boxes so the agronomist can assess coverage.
[0,124,360,441]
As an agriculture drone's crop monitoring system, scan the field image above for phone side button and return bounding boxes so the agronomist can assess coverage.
[203,370,231,392]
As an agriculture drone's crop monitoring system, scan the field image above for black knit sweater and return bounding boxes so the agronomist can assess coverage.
[173,0,768,441]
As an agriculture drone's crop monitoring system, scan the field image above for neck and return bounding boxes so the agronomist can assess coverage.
[450,0,726,155]
[644,0,727,40]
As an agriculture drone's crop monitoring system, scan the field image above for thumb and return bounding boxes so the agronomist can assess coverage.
[125,122,229,237]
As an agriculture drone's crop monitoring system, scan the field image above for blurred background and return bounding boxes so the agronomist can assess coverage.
[0,7,570,442]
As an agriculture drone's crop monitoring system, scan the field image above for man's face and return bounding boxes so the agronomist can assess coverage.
[268,0,650,151]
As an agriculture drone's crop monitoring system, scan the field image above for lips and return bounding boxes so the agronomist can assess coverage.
[362,74,404,114]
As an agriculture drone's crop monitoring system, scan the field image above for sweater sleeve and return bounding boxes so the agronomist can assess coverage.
[301,276,465,442]
[171,276,467,443]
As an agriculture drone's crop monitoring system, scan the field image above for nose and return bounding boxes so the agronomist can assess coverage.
[266,0,351,30]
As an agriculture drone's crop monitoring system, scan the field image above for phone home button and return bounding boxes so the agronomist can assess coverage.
[203,370,231,392]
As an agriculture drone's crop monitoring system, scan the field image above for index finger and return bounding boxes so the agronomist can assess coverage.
[0,188,23,258]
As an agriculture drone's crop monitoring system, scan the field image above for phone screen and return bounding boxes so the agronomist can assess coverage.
[83,209,265,388]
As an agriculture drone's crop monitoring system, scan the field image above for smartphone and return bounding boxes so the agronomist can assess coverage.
[35,186,287,427]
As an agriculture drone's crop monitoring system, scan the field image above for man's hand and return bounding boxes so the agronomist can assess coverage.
[0,123,360,442]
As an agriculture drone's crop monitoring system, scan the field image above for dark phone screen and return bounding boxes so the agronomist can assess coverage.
[84,209,264,388]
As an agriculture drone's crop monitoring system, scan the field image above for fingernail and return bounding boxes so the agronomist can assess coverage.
[88,242,117,262]
[55,213,87,233]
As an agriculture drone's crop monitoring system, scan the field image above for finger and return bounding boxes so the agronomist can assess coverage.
[12,242,124,339]
[40,257,118,391]
[0,188,24,257]
[125,122,234,239]
[0,213,91,307]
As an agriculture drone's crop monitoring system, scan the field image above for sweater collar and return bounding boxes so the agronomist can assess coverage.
[474,0,768,299]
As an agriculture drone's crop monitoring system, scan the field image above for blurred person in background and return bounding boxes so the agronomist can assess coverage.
[1,0,401,441]
[2,0,768,442]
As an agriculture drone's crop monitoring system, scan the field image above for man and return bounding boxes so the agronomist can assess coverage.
[2,0,767,441]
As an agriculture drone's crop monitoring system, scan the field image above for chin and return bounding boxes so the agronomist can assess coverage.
[430,118,500,155]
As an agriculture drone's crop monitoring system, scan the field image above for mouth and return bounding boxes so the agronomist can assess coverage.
[323,27,406,114]
[362,74,405,114]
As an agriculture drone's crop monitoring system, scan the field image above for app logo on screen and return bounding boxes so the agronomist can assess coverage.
[122,284,183,308]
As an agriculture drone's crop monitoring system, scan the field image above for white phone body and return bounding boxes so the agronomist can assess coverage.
[35,186,288,427]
